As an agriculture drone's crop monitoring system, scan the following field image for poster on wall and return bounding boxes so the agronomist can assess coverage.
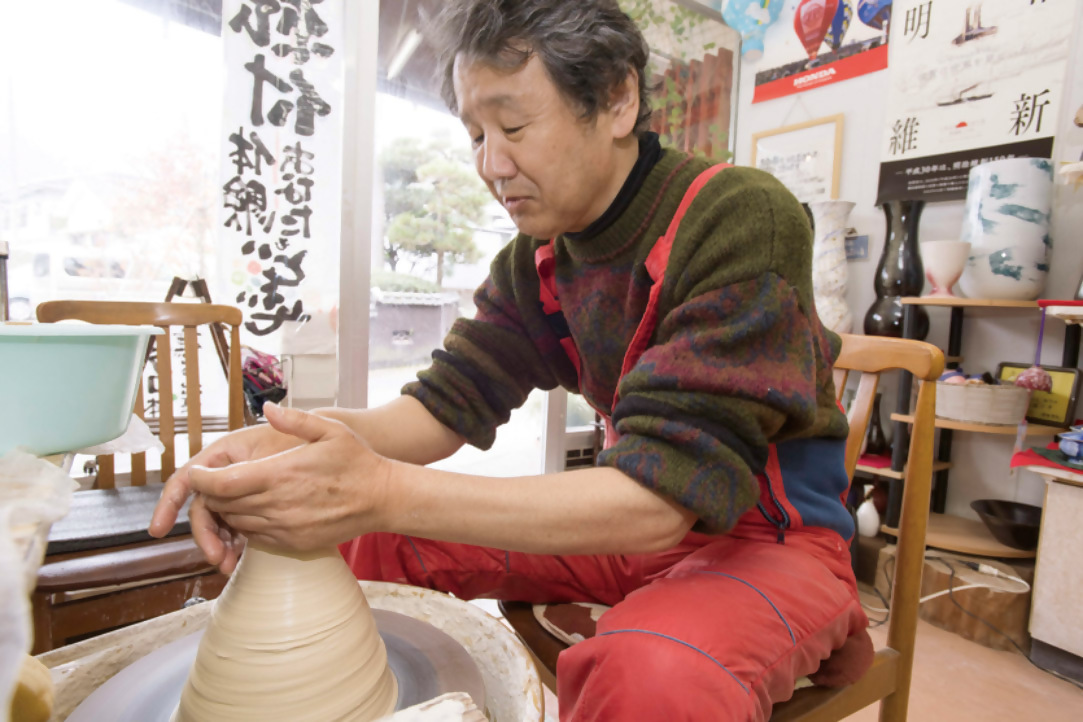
[876,0,1076,203]
[219,0,344,343]
[1055,12,1083,193]
[748,0,892,104]
[751,115,844,201]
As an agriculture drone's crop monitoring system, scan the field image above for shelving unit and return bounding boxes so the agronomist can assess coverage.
[882,512,1036,559]
[854,454,951,481]
[878,296,1072,557]
[889,413,1063,436]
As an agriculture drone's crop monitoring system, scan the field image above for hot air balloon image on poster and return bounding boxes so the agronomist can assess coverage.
[794,0,839,60]
[719,0,783,60]
[857,0,892,32]
[750,0,889,103]
[825,0,854,54]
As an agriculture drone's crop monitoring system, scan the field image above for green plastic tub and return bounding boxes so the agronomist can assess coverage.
[0,323,160,456]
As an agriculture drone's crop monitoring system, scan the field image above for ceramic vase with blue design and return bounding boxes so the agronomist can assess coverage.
[958,157,1054,300]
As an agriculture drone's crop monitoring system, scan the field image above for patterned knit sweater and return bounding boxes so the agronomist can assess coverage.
[403,149,849,534]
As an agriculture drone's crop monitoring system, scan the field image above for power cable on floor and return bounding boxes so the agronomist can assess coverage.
[939,558,1083,693]
[861,552,1083,692]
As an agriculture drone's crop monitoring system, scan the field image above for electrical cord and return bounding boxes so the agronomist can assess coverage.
[860,553,1029,614]
[860,551,1083,691]
[940,558,1083,693]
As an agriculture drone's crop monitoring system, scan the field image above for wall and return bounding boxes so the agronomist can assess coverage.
[733,3,1083,518]
[369,298,460,368]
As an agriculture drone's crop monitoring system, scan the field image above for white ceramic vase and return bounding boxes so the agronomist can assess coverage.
[809,200,855,334]
[958,157,1054,300]
[921,240,971,298]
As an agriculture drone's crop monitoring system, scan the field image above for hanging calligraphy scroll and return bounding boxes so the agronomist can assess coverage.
[876,0,1076,203]
[220,0,344,340]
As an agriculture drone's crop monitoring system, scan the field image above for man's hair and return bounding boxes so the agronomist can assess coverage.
[427,0,653,136]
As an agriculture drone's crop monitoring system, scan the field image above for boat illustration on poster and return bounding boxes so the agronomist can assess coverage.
[936,82,993,107]
[953,3,998,46]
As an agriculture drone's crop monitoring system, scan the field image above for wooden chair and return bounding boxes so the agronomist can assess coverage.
[500,333,944,722]
[35,300,246,487]
[31,300,247,653]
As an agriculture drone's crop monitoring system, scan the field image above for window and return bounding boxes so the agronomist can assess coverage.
[2,0,738,481]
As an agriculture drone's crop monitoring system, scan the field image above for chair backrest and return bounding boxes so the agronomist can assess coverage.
[35,300,246,487]
[822,333,944,721]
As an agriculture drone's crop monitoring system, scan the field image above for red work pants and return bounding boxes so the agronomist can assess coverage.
[339,514,870,722]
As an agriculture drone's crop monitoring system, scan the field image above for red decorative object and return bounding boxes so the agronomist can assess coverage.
[1014,365,1053,392]
[794,0,840,60]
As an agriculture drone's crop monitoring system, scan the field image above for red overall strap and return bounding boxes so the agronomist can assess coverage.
[535,241,583,376]
[535,162,731,446]
[616,162,730,386]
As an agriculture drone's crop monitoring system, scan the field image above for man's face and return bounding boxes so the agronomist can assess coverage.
[453,54,636,239]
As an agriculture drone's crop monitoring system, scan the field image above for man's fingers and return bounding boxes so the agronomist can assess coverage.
[219,513,274,535]
[188,462,272,500]
[218,534,245,575]
[263,402,339,444]
[148,471,193,538]
[187,496,226,566]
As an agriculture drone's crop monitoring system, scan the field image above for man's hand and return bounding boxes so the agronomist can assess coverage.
[149,404,309,572]
[184,403,393,559]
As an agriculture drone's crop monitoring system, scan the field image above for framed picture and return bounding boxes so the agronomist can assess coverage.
[750,114,844,203]
[996,363,1082,428]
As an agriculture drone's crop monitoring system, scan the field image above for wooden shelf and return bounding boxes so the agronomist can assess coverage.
[901,297,1037,308]
[891,413,1063,436]
[883,512,1036,559]
[855,460,951,480]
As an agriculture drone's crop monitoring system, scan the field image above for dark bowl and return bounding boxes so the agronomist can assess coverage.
[970,499,1042,551]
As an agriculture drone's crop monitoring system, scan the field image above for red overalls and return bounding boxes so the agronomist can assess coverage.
[339,165,871,721]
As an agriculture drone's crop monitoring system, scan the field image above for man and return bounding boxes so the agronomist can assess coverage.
[150,1,872,719]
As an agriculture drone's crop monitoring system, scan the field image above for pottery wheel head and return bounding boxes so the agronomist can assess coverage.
[66,609,487,722]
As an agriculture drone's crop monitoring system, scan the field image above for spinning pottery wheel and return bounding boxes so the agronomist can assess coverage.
[50,548,543,722]
[66,610,487,721]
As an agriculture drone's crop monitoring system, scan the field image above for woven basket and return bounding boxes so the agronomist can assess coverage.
[935,382,1030,425]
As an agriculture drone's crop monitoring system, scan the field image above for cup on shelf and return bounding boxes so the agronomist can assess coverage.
[921,240,971,298]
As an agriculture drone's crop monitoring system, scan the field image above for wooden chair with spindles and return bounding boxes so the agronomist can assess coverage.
[30,300,247,653]
[499,333,944,722]
[35,300,246,488]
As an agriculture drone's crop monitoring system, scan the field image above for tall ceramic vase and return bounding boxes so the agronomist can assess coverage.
[809,200,855,334]
[958,157,1054,300]
[863,200,929,339]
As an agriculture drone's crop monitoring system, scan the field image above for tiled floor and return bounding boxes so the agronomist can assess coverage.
[475,597,1083,721]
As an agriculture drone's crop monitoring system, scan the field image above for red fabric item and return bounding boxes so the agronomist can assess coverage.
[339,512,870,722]
[1037,299,1083,308]
[857,453,893,469]
[1009,442,1077,472]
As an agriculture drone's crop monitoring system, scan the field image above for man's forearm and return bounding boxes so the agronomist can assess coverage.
[380,463,698,555]
[317,396,465,465]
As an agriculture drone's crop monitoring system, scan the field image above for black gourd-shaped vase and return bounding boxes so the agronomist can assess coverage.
[864,393,890,457]
[864,200,929,339]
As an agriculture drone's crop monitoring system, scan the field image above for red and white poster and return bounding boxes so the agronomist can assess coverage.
[751,0,891,104]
